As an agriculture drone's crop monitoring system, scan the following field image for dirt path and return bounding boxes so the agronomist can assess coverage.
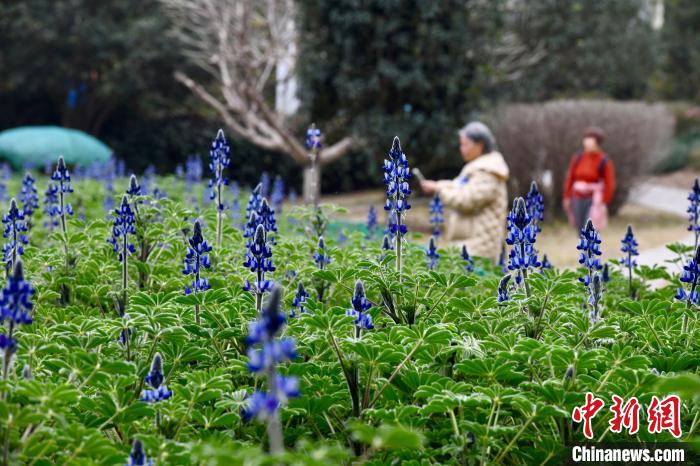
[629,182,692,266]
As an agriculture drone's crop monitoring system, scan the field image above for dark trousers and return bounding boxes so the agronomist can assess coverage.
[572,197,593,232]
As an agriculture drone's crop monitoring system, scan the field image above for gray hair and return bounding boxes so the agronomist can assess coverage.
[458,121,496,154]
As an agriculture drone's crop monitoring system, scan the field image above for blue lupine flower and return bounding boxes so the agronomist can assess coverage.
[182,220,212,295]
[244,287,299,424]
[577,219,603,287]
[230,182,241,228]
[305,124,322,150]
[151,186,167,200]
[540,254,553,273]
[429,194,444,237]
[2,199,29,272]
[51,156,73,194]
[461,245,474,273]
[50,155,73,234]
[346,280,373,334]
[259,172,271,199]
[126,174,141,197]
[126,173,154,209]
[258,198,278,243]
[245,183,264,222]
[0,164,11,202]
[22,363,31,380]
[140,165,156,196]
[506,197,540,282]
[244,196,277,245]
[19,173,39,221]
[103,163,115,215]
[497,274,511,303]
[141,353,173,403]
[127,439,153,466]
[425,236,439,270]
[383,137,411,239]
[0,261,34,360]
[208,129,231,211]
[209,130,231,248]
[185,155,203,207]
[620,224,639,268]
[602,263,610,283]
[498,245,507,273]
[313,236,331,269]
[380,234,393,261]
[675,245,700,306]
[243,224,275,299]
[381,234,393,252]
[688,178,700,248]
[107,196,136,262]
[43,184,60,231]
[621,224,639,298]
[525,181,544,232]
[271,176,284,214]
[290,282,309,318]
[366,205,377,239]
[243,211,259,243]
[185,156,203,185]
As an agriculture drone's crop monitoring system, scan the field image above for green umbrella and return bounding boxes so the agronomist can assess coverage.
[0,126,112,169]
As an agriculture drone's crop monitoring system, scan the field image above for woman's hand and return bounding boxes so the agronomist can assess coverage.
[420,180,438,194]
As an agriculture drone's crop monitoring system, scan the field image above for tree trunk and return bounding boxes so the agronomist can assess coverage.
[302,163,321,206]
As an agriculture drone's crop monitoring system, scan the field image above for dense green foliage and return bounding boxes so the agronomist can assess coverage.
[0,0,215,174]
[0,171,698,465]
[497,0,659,101]
[657,0,700,101]
[298,0,501,182]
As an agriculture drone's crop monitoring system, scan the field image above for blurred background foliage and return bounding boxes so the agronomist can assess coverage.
[1,0,699,195]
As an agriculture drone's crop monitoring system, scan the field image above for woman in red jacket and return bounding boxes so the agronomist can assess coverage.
[563,127,616,231]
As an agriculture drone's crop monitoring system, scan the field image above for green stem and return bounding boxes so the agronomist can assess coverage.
[533,293,549,339]
[493,417,533,464]
[368,342,421,409]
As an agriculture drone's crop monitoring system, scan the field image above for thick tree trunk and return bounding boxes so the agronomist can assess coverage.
[302,163,321,206]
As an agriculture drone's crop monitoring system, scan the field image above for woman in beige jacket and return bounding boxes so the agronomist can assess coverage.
[420,122,510,260]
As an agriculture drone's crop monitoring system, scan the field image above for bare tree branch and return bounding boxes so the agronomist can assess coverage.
[162,0,356,201]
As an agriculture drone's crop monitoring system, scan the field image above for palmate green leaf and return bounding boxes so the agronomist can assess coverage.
[21,429,59,464]
[54,424,123,464]
[421,390,491,415]
[312,269,337,283]
[454,358,527,385]
[350,423,424,451]
[174,288,229,305]
[650,350,700,372]
[393,323,452,347]
[347,339,403,366]
[130,290,181,307]
[655,374,700,404]
[119,401,155,423]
